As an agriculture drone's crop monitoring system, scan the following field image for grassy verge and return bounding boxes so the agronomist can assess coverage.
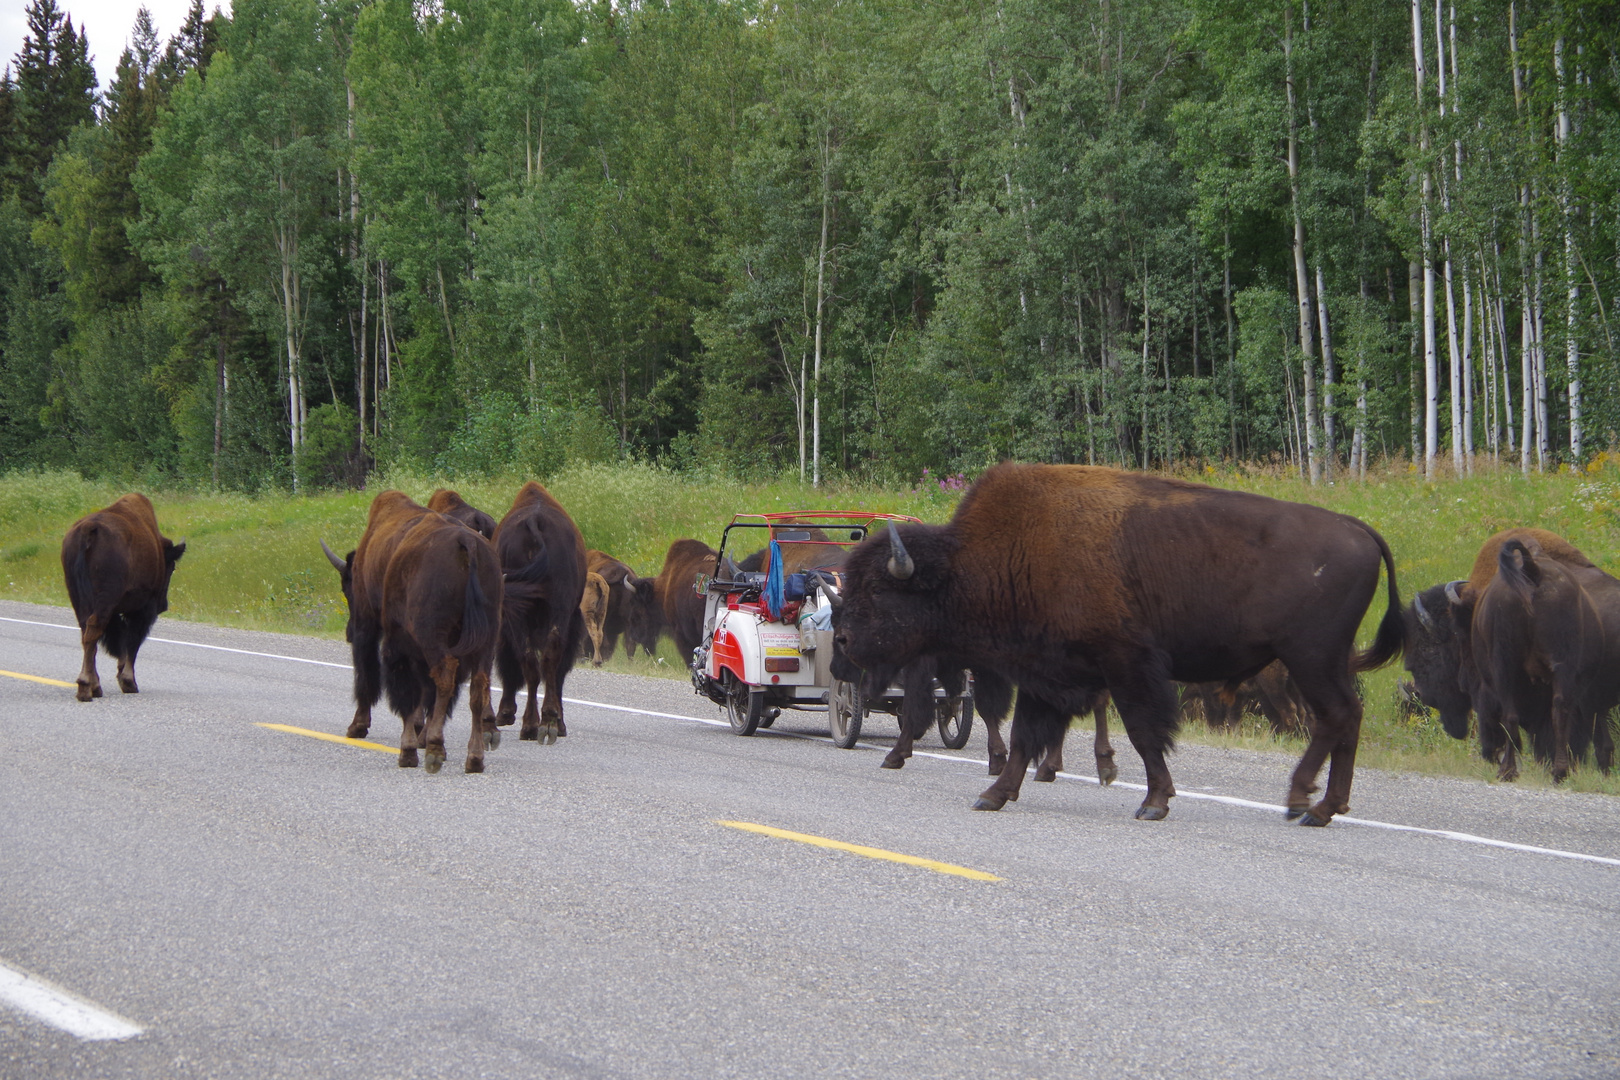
[4,459,1618,793]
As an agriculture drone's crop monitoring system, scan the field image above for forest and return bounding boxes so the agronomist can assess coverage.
[1,0,1617,491]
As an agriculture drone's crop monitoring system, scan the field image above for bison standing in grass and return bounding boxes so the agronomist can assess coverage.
[832,463,1402,825]
[60,493,185,702]
[625,539,717,664]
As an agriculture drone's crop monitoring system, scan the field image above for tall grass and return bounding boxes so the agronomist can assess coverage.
[4,459,1617,792]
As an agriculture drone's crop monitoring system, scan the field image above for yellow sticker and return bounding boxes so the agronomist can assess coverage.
[765,646,801,657]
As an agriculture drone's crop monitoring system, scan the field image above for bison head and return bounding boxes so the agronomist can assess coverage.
[1401,582,1473,740]
[622,575,663,657]
[321,540,358,642]
[832,522,955,696]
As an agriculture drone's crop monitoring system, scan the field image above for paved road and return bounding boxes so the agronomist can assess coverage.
[2,598,1618,1079]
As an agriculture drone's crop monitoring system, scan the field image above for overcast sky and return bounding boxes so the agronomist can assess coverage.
[2,1,231,92]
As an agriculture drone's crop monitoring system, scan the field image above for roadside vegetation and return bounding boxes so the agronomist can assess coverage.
[5,460,1618,794]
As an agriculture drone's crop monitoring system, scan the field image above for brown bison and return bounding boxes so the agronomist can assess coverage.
[1460,536,1619,782]
[321,491,435,740]
[580,571,611,666]
[379,514,505,773]
[1404,529,1593,777]
[832,464,1402,825]
[625,539,718,663]
[427,488,497,540]
[1181,661,1312,736]
[60,493,186,701]
[493,482,588,743]
[584,550,637,660]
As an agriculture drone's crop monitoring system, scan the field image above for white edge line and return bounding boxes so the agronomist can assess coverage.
[9,614,1620,869]
[0,961,143,1041]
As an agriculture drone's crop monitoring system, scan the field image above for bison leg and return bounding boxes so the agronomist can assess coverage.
[347,623,383,739]
[398,703,423,768]
[75,614,105,701]
[421,656,460,775]
[1033,729,1067,782]
[983,718,1008,776]
[1284,673,1363,825]
[973,694,1067,810]
[882,666,935,770]
[1091,698,1117,786]
[1108,660,1179,820]
[518,651,544,741]
[469,668,499,753]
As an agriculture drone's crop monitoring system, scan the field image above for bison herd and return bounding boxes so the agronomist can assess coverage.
[56,464,1618,824]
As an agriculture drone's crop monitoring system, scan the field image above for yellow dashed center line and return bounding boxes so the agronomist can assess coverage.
[0,669,75,688]
[716,820,1001,881]
[255,722,396,754]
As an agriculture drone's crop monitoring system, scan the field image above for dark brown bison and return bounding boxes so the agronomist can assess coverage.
[832,464,1402,825]
[1461,537,1619,782]
[427,488,497,540]
[493,481,588,743]
[1181,661,1312,736]
[379,514,505,773]
[625,539,718,663]
[321,491,435,739]
[60,493,186,701]
[584,550,637,660]
[1403,529,1593,777]
[737,529,845,575]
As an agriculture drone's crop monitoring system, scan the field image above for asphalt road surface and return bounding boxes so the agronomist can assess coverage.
[3,598,1618,1079]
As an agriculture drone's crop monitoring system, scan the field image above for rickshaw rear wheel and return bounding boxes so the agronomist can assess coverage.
[724,672,765,736]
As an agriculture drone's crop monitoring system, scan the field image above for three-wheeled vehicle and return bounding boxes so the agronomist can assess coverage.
[688,512,974,750]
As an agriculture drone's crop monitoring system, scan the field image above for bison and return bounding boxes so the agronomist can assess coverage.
[625,539,718,664]
[379,514,505,773]
[580,571,611,666]
[427,488,498,540]
[1462,536,1619,782]
[584,550,637,661]
[321,491,436,740]
[492,481,588,743]
[60,493,186,701]
[1181,661,1312,737]
[1403,528,1593,777]
[832,463,1402,825]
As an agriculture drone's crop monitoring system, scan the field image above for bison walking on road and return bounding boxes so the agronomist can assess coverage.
[60,493,186,702]
[379,514,505,773]
[492,482,588,743]
[832,464,1402,825]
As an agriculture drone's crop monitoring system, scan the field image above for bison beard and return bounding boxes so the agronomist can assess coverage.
[833,463,1404,825]
[60,493,185,701]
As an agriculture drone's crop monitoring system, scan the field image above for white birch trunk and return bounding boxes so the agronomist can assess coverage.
[1285,10,1320,484]
[1413,0,1439,476]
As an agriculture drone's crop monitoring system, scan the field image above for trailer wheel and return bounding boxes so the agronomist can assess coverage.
[936,692,974,750]
[829,679,864,749]
[724,672,764,736]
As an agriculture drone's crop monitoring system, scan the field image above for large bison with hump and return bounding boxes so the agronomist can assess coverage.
[1456,535,1618,781]
[492,481,588,743]
[832,463,1403,825]
[60,493,186,701]
[1403,527,1594,777]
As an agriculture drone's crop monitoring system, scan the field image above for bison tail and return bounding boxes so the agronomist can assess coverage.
[65,527,98,619]
[458,538,501,658]
[1351,526,1405,674]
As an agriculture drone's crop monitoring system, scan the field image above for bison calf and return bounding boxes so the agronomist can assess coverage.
[61,493,185,702]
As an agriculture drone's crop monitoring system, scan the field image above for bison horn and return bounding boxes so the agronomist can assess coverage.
[1412,593,1436,634]
[887,525,914,580]
[1444,579,1465,606]
[320,539,346,573]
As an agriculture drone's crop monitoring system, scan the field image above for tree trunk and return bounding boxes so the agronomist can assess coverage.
[812,127,832,489]
[1315,265,1335,476]
[1555,36,1582,460]
[1284,9,1320,484]
[1413,0,1439,476]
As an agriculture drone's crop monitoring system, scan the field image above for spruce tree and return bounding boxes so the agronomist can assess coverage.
[9,0,97,216]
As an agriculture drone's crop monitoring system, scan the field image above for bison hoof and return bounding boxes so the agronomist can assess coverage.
[1296,810,1331,827]
[971,796,1006,811]
[117,678,137,694]
[496,708,517,727]
[424,750,445,774]
[1033,768,1057,783]
[519,727,539,741]
[1284,806,1306,821]
[1134,804,1169,821]
[345,725,370,740]
[880,756,905,770]
[1098,761,1118,787]
[484,728,501,751]
[464,756,484,774]
[76,683,97,702]
[987,754,1007,777]
[399,750,419,768]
